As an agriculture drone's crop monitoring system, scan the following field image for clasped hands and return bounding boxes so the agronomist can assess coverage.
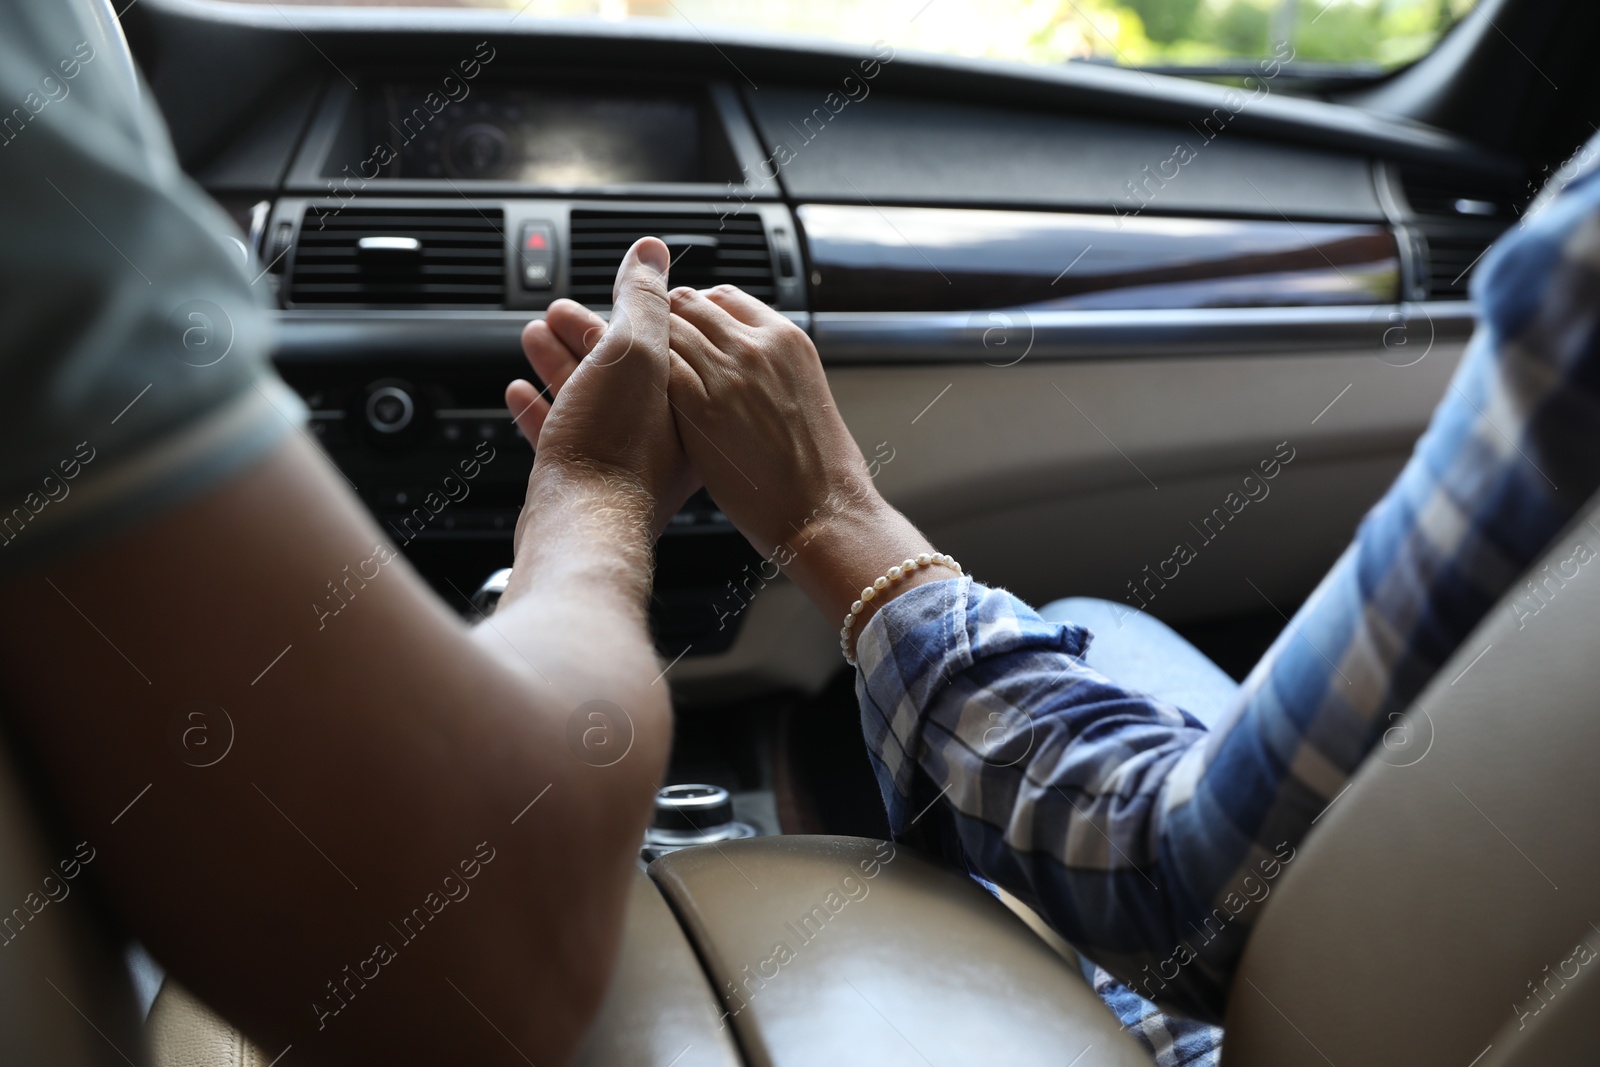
[505,237,942,636]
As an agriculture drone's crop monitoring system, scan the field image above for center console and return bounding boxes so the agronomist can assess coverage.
[277,345,766,656]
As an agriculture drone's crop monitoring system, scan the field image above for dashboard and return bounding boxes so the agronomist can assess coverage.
[124,0,1539,701]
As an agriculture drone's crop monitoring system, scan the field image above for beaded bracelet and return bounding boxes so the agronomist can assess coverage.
[840,552,963,667]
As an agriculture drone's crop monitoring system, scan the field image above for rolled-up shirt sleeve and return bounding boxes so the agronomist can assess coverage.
[0,0,305,577]
[855,578,1245,1017]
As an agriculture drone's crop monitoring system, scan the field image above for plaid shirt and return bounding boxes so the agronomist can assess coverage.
[855,157,1600,1038]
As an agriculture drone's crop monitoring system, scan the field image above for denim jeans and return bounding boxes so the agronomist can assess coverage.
[1038,598,1240,729]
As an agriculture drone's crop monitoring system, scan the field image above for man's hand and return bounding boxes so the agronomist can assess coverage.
[507,238,699,540]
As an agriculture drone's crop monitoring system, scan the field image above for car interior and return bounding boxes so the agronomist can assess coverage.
[5,0,1600,1063]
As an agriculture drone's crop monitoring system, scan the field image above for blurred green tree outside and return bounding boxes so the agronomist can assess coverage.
[451,0,1481,73]
[1101,0,1479,67]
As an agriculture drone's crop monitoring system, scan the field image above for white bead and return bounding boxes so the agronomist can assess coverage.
[838,552,972,666]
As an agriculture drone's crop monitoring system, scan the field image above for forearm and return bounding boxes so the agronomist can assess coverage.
[473,462,672,853]
[478,464,665,714]
[0,438,662,1065]
[505,463,655,614]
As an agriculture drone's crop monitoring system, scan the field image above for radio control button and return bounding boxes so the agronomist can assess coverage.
[366,385,415,434]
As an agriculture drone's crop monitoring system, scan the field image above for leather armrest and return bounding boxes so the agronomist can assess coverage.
[572,864,742,1067]
[649,836,1148,1067]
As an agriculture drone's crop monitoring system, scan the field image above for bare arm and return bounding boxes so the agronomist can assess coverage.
[0,240,682,1067]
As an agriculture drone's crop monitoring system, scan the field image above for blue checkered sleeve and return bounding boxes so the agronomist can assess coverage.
[854,164,1600,1024]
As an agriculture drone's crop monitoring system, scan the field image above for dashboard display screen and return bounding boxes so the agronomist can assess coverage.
[373,85,707,184]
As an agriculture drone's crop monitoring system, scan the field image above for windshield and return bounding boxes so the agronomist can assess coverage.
[231,0,1480,76]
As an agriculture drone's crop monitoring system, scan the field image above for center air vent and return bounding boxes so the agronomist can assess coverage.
[569,211,775,307]
[287,206,506,308]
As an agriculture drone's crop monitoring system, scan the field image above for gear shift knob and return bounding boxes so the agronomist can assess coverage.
[643,783,756,859]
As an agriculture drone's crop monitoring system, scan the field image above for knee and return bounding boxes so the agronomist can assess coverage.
[1039,596,1127,628]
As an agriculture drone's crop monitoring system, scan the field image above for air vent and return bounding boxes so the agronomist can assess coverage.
[288,207,505,308]
[569,210,775,307]
[1423,233,1495,300]
[1397,166,1521,300]
[1399,166,1522,221]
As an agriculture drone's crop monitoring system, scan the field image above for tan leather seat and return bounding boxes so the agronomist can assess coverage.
[1222,498,1600,1066]
[146,983,269,1067]
[0,729,145,1066]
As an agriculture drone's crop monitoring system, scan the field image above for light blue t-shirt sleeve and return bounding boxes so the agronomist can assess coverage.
[0,0,306,576]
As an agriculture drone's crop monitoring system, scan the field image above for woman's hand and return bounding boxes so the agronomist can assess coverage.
[506,238,699,541]
[663,285,873,557]
[665,285,944,646]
